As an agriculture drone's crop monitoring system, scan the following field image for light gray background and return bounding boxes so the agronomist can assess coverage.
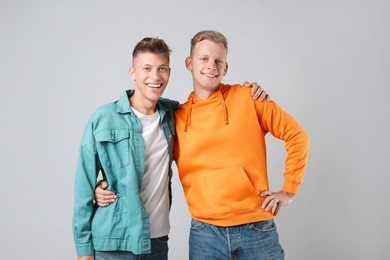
[1,0,389,259]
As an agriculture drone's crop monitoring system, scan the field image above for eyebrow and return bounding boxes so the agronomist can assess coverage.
[141,63,168,66]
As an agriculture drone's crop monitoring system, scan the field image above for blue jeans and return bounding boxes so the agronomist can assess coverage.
[189,219,285,260]
[95,235,168,260]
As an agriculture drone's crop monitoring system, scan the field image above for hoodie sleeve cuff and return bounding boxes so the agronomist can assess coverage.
[282,182,301,195]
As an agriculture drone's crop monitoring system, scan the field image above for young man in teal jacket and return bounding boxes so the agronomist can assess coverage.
[73,37,178,260]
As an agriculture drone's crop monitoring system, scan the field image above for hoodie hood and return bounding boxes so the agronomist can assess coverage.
[184,84,229,132]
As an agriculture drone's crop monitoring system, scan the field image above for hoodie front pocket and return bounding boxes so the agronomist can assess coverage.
[95,129,130,168]
[186,167,261,218]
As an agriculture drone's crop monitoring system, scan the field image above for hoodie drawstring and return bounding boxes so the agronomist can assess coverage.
[218,90,229,125]
[184,95,193,132]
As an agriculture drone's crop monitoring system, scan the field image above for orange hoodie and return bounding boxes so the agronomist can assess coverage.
[174,84,310,227]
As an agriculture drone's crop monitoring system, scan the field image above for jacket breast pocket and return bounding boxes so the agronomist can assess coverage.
[95,129,130,168]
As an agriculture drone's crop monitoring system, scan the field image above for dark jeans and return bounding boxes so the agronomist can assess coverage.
[95,235,169,260]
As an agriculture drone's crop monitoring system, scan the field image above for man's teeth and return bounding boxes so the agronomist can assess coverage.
[147,83,162,88]
[202,73,217,78]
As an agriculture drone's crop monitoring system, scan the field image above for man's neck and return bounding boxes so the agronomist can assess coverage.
[129,96,157,115]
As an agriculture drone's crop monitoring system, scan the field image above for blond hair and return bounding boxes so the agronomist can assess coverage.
[190,30,228,55]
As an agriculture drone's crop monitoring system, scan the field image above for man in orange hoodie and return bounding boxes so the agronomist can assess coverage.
[95,30,308,259]
[172,30,309,259]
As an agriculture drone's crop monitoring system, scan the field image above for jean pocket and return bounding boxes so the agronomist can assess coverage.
[249,220,276,232]
[155,235,169,243]
[190,219,206,230]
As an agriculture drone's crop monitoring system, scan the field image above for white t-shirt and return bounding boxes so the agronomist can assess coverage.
[132,107,170,238]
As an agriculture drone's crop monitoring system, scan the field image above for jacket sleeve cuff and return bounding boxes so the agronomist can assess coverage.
[76,243,94,256]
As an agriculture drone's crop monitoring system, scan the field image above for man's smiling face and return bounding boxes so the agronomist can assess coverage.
[185,39,228,98]
[129,51,171,105]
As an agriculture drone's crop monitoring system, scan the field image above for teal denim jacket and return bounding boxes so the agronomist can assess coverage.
[72,90,178,256]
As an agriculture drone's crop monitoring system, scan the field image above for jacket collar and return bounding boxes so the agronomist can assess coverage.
[116,90,134,114]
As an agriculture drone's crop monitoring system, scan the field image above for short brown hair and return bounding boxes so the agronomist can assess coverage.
[190,30,228,55]
[132,37,171,63]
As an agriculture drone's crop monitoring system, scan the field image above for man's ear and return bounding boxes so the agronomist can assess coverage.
[128,67,135,80]
[223,62,229,76]
[185,56,192,71]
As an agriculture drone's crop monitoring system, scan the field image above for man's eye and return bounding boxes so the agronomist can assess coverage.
[159,67,167,71]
